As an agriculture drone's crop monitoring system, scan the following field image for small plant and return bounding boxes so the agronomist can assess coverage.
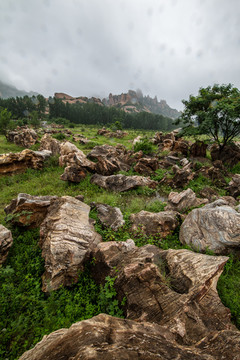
[134,138,156,155]
[98,276,126,317]
[53,132,66,141]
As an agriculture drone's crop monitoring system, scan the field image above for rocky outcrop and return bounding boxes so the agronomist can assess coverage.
[4,193,57,227]
[130,210,179,237]
[39,133,61,156]
[134,157,159,175]
[39,196,102,292]
[228,174,240,198]
[6,128,38,148]
[97,128,128,138]
[90,173,157,192]
[92,203,125,231]
[0,224,13,264]
[180,199,240,254]
[166,188,208,212]
[0,149,51,175]
[92,241,233,343]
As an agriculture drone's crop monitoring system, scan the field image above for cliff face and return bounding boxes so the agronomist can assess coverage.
[103,90,181,119]
[54,93,104,106]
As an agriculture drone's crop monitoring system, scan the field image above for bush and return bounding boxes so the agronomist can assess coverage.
[133,138,155,155]
[53,132,66,141]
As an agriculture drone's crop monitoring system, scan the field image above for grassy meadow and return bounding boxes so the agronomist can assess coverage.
[0,125,240,359]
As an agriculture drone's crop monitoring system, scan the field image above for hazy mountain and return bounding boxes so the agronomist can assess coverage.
[0,80,38,99]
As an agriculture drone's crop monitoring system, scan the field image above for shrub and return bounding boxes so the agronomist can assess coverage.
[133,138,155,155]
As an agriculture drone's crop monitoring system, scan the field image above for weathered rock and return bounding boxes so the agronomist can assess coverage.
[0,224,13,264]
[162,138,174,151]
[228,174,240,198]
[6,128,38,148]
[172,139,189,156]
[0,149,51,175]
[97,128,128,138]
[180,199,240,254]
[170,164,194,188]
[92,203,125,231]
[130,210,179,237]
[132,135,142,145]
[210,143,240,167]
[190,141,207,157]
[152,131,163,144]
[60,165,87,182]
[59,141,95,171]
[134,157,159,175]
[39,133,61,156]
[21,313,240,360]
[90,173,157,192]
[39,196,102,291]
[180,158,189,167]
[94,156,119,175]
[4,193,58,227]
[166,188,208,212]
[92,241,234,346]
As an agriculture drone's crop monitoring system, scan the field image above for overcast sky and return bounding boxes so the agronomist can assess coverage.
[0,0,240,110]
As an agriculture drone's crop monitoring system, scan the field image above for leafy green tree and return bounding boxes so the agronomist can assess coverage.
[0,107,12,134]
[177,84,240,151]
[29,110,40,128]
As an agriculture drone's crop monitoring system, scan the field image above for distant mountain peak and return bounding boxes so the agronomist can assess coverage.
[0,80,38,99]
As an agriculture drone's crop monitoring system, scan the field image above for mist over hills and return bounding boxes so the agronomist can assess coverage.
[0,81,181,119]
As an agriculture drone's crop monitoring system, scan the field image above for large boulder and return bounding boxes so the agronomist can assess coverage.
[166,188,208,212]
[59,141,95,171]
[92,203,125,231]
[0,149,51,175]
[179,199,240,254]
[39,196,102,292]
[19,313,240,360]
[172,138,189,156]
[90,173,157,192]
[130,210,179,237]
[92,241,234,345]
[60,165,87,182]
[6,128,38,148]
[39,133,61,156]
[0,224,13,264]
[4,193,58,227]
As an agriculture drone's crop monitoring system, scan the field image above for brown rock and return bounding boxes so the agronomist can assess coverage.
[39,196,102,291]
[4,193,58,227]
[6,128,38,148]
[210,143,240,167]
[92,241,234,345]
[166,188,208,212]
[19,313,227,360]
[228,174,240,198]
[130,210,179,237]
[172,139,189,156]
[90,173,157,192]
[60,165,87,182]
[39,133,61,156]
[190,141,207,157]
[179,199,240,254]
[95,156,119,175]
[0,149,51,175]
[92,203,125,231]
[0,224,13,264]
[170,164,194,188]
[134,157,159,175]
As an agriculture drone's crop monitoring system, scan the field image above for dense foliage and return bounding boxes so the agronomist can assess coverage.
[177,84,240,150]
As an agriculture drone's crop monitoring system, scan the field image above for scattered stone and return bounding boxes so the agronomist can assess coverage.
[179,199,240,254]
[6,128,38,148]
[166,188,208,212]
[134,157,159,175]
[39,196,102,291]
[92,203,125,231]
[39,133,61,156]
[75,195,85,202]
[132,135,142,145]
[90,173,157,192]
[171,164,194,188]
[130,210,179,237]
[152,131,163,144]
[228,174,240,199]
[0,224,13,264]
[0,149,51,175]
[60,165,87,182]
[210,143,240,167]
[190,141,207,157]
[4,193,58,227]
[172,138,189,156]
[180,158,189,167]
